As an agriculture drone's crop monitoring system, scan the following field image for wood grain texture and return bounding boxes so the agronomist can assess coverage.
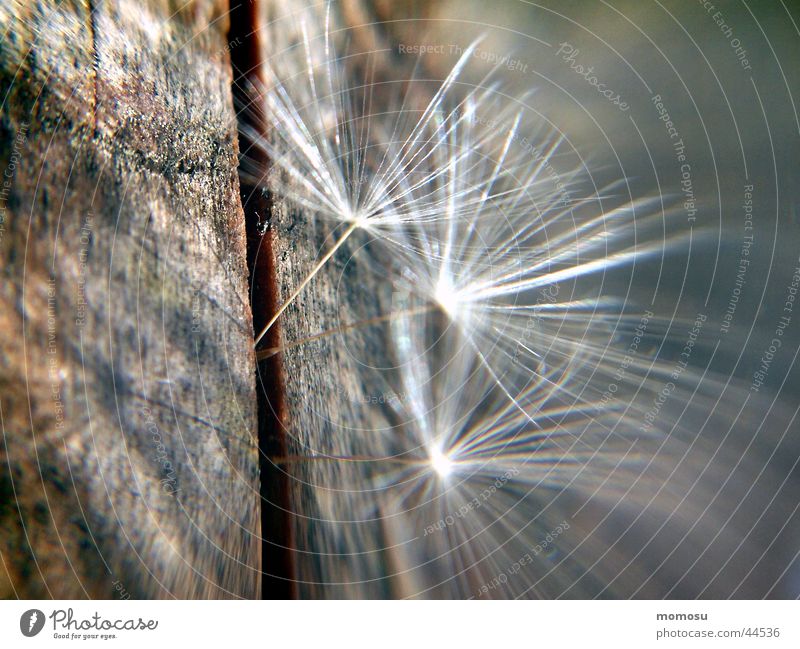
[256,0,428,598]
[0,0,259,598]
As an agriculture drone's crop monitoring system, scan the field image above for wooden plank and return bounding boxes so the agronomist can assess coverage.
[0,0,259,598]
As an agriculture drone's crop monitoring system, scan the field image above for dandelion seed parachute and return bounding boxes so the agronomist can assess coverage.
[241,15,488,231]
[378,95,693,437]
[355,276,660,597]
[242,10,519,344]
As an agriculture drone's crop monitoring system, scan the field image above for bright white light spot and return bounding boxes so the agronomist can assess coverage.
[435,278,459,317]
[342,206,358,223]
[345,208,371,230]
[430,448,453,478]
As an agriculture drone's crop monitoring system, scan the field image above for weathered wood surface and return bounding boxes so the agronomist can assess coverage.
[0,0,259,598]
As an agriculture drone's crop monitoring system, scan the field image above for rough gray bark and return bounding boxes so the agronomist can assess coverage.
[0,0,259,598]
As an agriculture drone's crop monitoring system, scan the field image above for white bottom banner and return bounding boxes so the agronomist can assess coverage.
[0,600,797,648]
